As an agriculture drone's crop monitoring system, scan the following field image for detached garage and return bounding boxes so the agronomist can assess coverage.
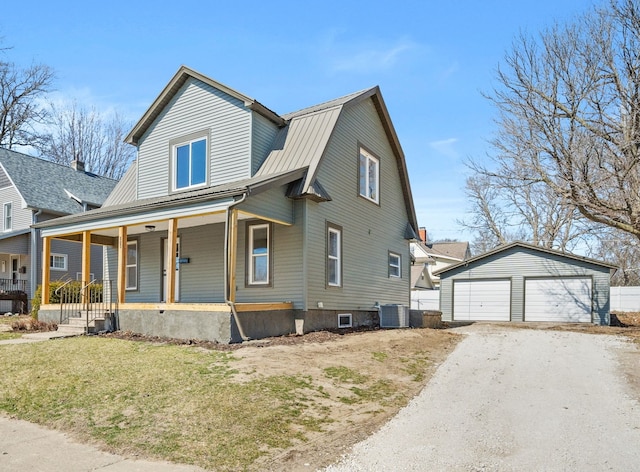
[435,242,616,325]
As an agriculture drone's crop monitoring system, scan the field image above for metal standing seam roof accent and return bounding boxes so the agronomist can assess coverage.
[433,241,618,276]
[0,147,117,215]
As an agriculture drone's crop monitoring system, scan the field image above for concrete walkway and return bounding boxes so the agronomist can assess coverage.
[0,332,206,471]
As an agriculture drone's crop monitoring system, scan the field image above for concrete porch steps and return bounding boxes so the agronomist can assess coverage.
[56,314,112,335]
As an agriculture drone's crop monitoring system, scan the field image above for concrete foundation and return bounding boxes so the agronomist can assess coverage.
[39,306,382,344]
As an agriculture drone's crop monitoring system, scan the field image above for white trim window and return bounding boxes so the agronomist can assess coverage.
[50,253,68,271]
[126,240,138,290]
[327,225,342,287]
[359,148,379,203]
[248,223,269,285]
[75,272,95,281]
[173,137,207,190]
[3,202,11,231]
[389,252,401,278]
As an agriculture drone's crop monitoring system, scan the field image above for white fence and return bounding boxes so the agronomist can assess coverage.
[411,287,640,313]
[411,290,440,311]
[610,286,640,312]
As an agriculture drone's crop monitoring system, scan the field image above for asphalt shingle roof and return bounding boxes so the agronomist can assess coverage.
[0,147,118,215]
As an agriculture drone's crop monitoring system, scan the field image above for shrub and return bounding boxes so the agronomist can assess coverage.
[31,281,103,318]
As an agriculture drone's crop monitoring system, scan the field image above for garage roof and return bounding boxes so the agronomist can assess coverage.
[433,241,617,276]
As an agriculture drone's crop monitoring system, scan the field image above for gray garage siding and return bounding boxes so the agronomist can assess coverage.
[439,244,612,325]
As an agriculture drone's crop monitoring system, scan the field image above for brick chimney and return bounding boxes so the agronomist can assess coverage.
[70,160,85,172]
[419,227,427,242]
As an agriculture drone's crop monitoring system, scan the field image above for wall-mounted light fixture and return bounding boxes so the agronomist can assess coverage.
[145,225,156,232]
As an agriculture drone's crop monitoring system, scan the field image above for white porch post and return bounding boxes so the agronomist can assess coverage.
[167,218,178,303]
[41,236,51,305]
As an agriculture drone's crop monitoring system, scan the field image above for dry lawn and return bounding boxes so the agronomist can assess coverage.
[0,326,460,471]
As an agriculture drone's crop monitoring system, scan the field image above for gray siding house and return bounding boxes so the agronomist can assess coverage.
[36,66,419,342]
[435,242,616,325]
[0,148,117,311]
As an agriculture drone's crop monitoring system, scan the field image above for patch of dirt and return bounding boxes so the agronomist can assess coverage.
[101,327,461,471]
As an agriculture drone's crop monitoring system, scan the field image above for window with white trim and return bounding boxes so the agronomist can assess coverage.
[126,241,138,290]
[359,148,379,203]
[76,272,95,281]
[248,223,270,285]
[50,253,67,271]
[327,224,342,287]
[3,202,11,231]
[173,137,207,190]
[389,252,401,278]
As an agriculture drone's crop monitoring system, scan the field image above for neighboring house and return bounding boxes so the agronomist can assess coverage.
[35,66,419,342]
[0,148,117,311]
[410,228,470,290]
[435,241,616,325]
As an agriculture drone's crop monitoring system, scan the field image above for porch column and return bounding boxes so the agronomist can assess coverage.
[41,236,51,304]
[82,230,92,283]
[228,208,239,303]
[167,218,178,303]
[117,226,127,304]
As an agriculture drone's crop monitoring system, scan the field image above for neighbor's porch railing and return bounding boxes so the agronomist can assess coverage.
[56,280,117,330]
[0,278,27,293]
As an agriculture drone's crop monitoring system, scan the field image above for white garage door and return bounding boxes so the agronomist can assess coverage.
[453,280,511,321]
[525,278,592,323]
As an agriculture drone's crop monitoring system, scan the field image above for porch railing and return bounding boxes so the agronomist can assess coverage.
[0,278,27,293]
[57,280,117,331]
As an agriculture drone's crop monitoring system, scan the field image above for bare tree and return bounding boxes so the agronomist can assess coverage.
[0,49,54,148]
[591,229,640,285]
[460,166,589,254]
[482,0,640,241]
[36,101,134,179]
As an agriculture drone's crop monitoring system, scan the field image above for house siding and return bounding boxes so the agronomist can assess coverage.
[251,112,279,175]
[235,215,304,307]
[0,185,30,232]
[439,246,611,325]
[137,78,252,200]
[237,186,294,225]
[304,98,411,311]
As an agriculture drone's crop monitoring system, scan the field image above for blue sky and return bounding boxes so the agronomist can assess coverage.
[1,0,595,241]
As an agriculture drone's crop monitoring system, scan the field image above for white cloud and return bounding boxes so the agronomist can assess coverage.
[428,137,459,159]
[320,31,418,74]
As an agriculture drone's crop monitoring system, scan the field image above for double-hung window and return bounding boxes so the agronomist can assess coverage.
[327,224,342,287]
[126,241,138,290]
[174,137,207,190]
[3,202,11,232]
[389,252,401,278]
[359,148,379,204]
[50,253,67,271]
[248,223,270,285]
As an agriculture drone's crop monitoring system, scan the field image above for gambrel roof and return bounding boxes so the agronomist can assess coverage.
[0,147,117,215]
[50,67,418,235]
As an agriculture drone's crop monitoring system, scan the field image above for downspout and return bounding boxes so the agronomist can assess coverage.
[224,192,249,341]
[30,210,43,304]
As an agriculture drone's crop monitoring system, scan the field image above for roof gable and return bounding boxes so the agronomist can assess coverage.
[0,147,117,215]
[434,241,617,276]
[125,66,285,146]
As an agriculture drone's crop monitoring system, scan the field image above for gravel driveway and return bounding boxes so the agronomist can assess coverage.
[324,324,640,471]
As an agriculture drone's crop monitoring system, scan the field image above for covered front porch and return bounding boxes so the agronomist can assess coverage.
[37,193,297,343]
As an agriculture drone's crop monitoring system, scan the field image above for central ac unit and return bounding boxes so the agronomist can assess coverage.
[379,304,409,328]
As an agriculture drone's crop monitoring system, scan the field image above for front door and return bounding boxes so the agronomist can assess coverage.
[162,237,180,302]
[11,256,19,288]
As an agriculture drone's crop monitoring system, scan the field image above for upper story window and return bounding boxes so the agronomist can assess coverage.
[3,202,11,231]
[389,252,401,278]
[173,137,207,191]
[359,148,379,204]
[247,223,270,285]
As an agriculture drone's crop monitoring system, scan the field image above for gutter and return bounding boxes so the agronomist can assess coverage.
[223,192,249,342]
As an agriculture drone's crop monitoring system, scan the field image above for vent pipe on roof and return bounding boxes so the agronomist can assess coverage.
[71,160,85,172]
